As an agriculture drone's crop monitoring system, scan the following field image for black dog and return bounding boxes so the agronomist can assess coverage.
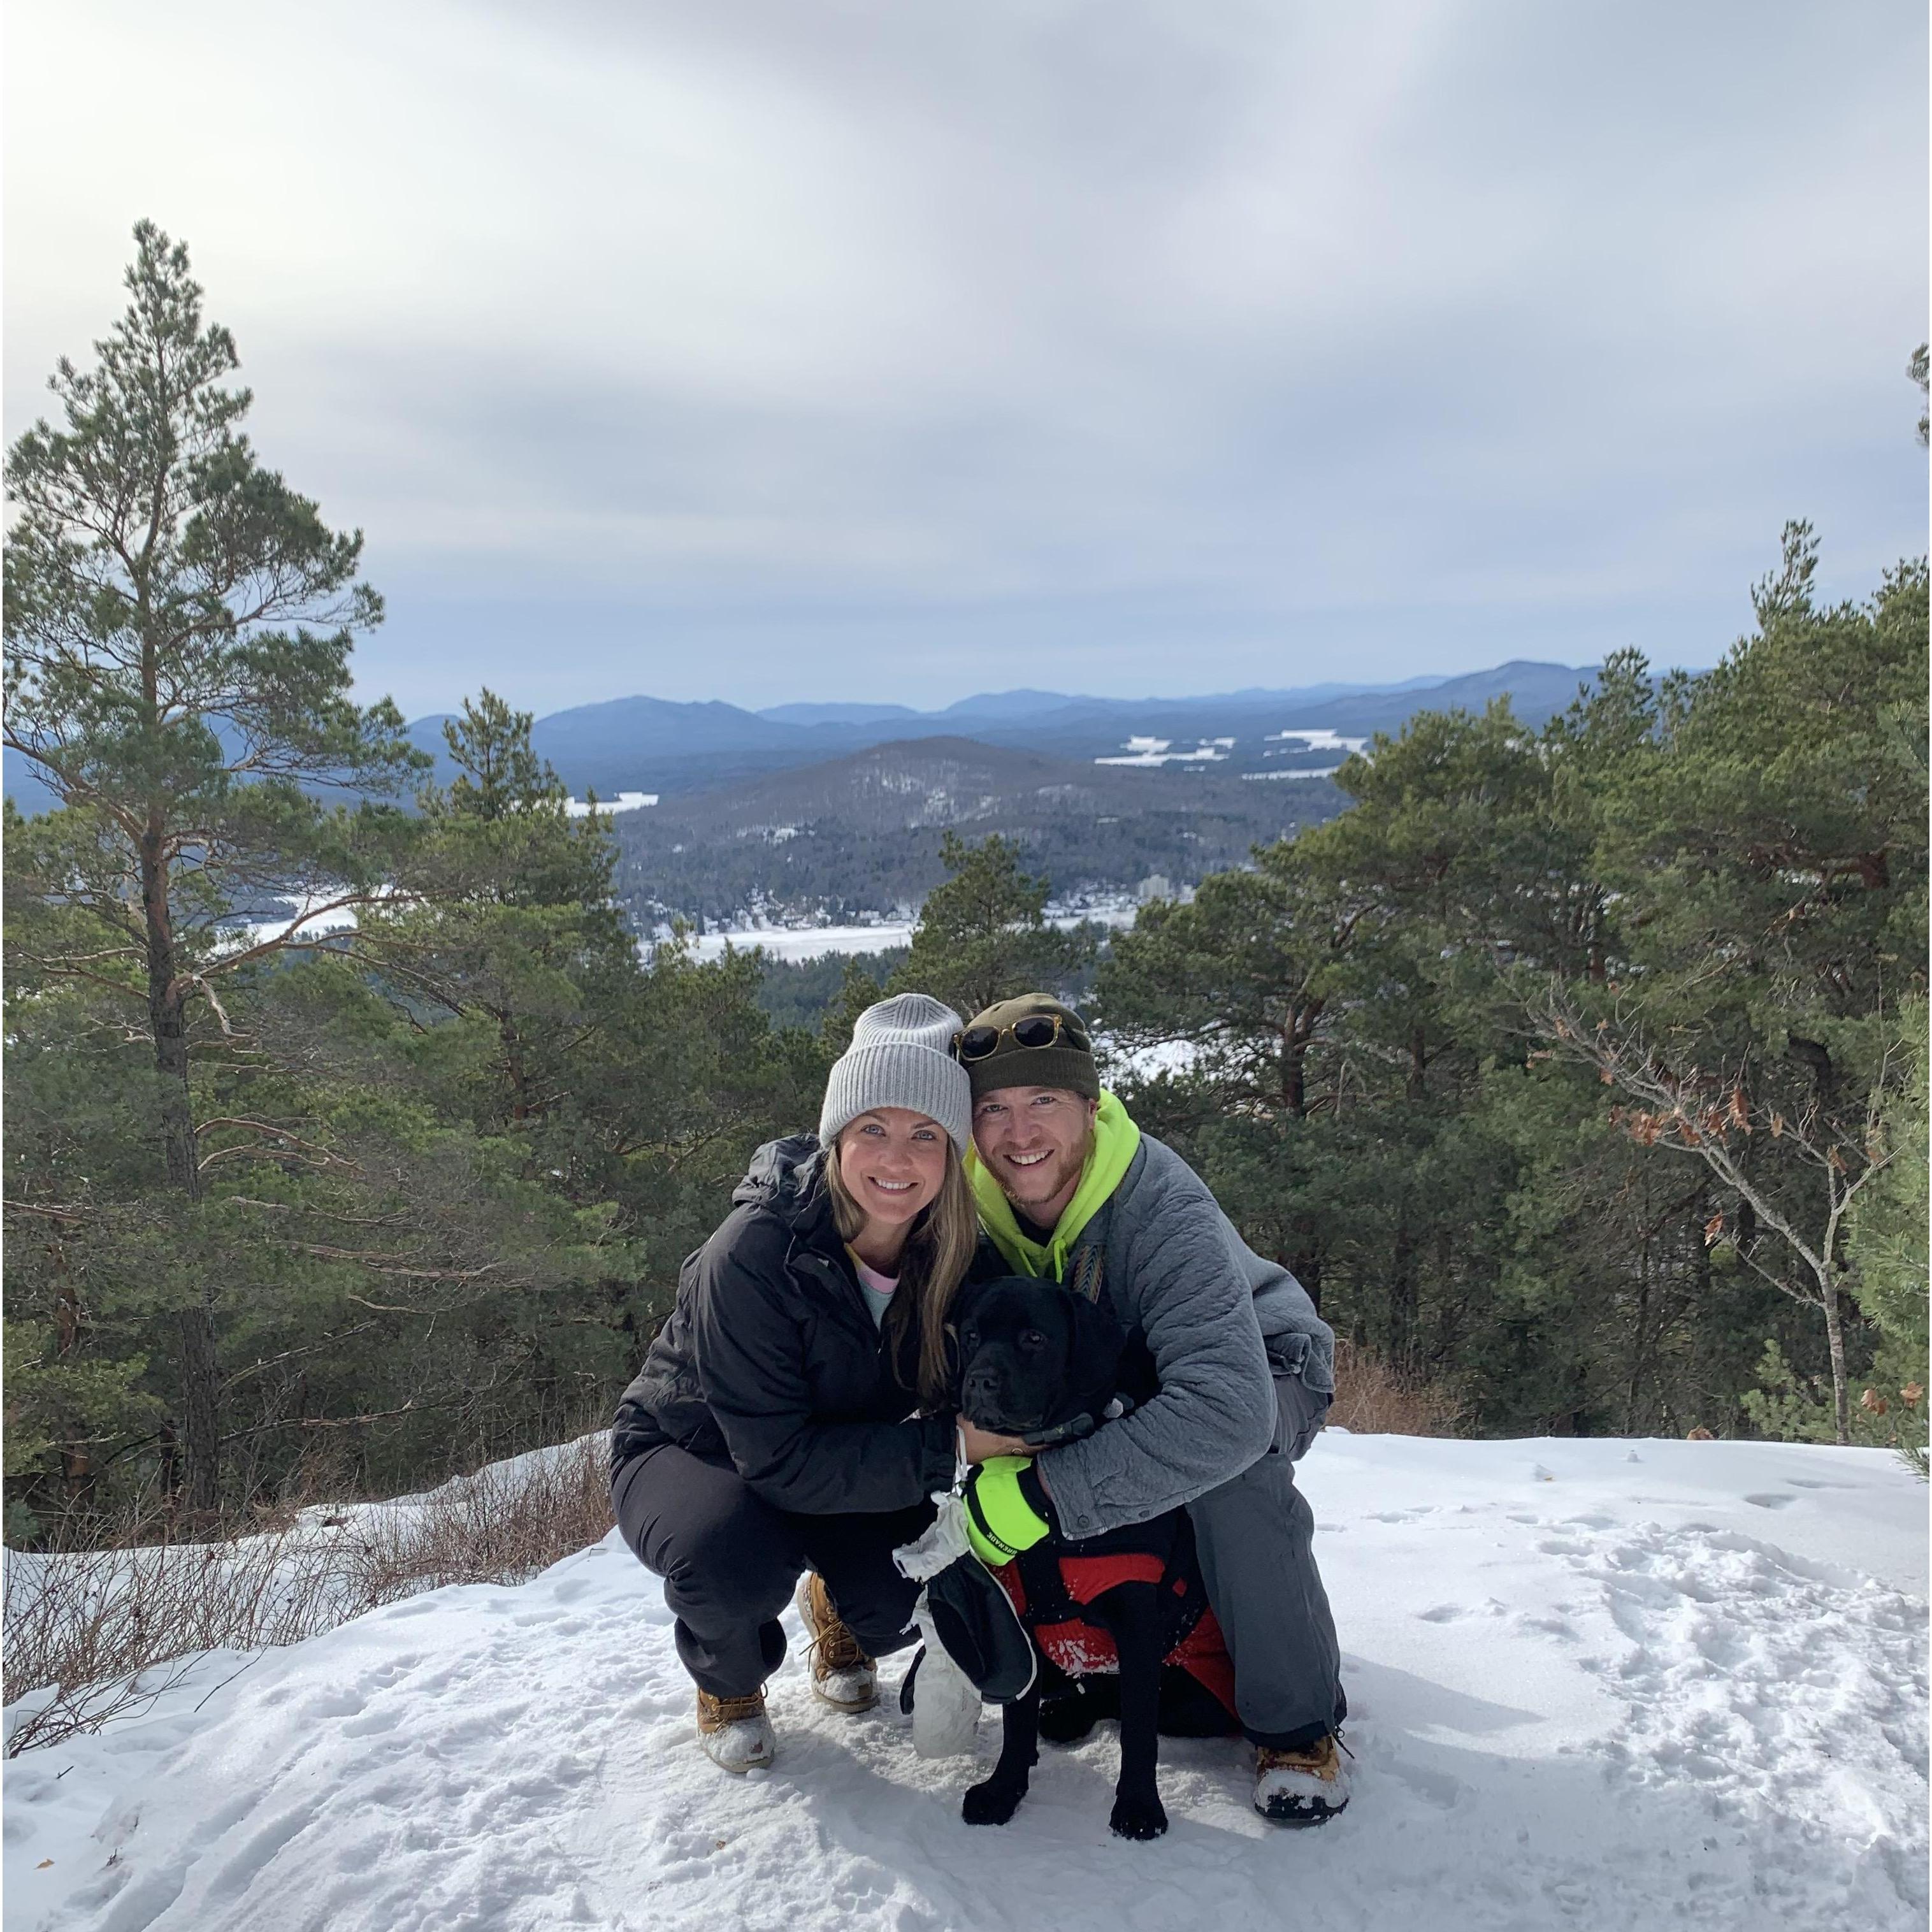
[949,1275,1237,1841]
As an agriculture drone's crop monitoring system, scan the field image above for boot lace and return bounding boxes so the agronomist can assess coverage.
[815,1611,872,1674]
[704,1690,767,1726]
[809,1580,872,1673]
[1258,1733,1341,1776]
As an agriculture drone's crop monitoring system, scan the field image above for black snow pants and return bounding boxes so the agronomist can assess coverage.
[612,1443,934,1699]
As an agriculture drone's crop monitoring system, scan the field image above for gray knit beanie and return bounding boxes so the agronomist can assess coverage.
[819,993,971,1156]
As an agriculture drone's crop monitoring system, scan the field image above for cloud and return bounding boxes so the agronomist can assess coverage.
[4,0,1924,715]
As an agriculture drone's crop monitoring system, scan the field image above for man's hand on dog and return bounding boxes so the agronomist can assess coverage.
[958,1418,1039,1467]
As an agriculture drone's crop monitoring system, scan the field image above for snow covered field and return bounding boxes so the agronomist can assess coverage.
[6,1432,1925,1932]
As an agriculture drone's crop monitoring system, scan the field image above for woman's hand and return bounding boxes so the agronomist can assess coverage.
[958,1417,1039,1466]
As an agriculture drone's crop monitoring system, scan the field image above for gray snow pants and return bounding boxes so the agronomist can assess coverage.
[1186,1369,1346,1751]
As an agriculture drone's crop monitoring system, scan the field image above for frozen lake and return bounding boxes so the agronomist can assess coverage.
[661,900,1143,965]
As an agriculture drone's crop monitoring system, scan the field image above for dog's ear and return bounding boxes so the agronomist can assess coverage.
[1061,1290,1127,1399]
[947,1276,1000,1327]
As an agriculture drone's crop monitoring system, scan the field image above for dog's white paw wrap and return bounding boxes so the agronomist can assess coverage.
[907,1590,983,1759]
[893,1492,974,1584]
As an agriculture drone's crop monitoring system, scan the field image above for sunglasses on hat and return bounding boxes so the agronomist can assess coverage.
[952,1012,1090,1062]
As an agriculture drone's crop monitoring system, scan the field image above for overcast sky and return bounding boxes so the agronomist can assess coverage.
[5,1,1925,717]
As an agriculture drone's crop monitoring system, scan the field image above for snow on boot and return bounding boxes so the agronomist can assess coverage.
[696,1688,776,1773]
[797,1573,878,1713]
[1254,1732,1351,1826]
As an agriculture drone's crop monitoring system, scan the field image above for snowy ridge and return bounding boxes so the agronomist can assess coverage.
[5,1432,1924,1931]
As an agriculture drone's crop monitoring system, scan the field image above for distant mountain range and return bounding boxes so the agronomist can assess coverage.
[409,660,1601,799]
[753,677,1453,728]
[4,661,1601,813]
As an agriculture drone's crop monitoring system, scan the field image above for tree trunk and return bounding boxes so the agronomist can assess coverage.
[175,1305,222,1508]
[1820,1276,1850,1446]
[157,1418,180,1508]
[142,828,222,1512]
[1288,1239,1323,1311]
[52,1246,95,1496]
[1624,1242,1651,1436]
[1586,897,1608,984]
[499,1009,531,1123]
[1387,1220,1417,1369]
[1280,1026,1306,1118]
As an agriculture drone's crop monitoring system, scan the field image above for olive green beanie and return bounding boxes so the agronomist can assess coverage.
[959,994,1100,1101]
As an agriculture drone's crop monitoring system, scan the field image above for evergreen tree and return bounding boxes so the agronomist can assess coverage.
[1844,996,1929,1471]
[4,692,823,1528]
[1539,526,1928,1441]
[890,833,1091,1020]
[1097,853,1359,1119]
[3,224,421,1507]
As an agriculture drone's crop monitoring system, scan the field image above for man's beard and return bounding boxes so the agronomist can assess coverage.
[997,1140,1088,1218]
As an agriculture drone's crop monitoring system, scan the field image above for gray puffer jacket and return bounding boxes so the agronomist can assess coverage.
[1028,1134,1334,1540]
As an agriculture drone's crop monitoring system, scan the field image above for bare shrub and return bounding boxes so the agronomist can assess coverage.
[347,1433,614,1599]
[1328,1339,1465,1438]
[3,1517,356,1755]
[3,1432,616,1757]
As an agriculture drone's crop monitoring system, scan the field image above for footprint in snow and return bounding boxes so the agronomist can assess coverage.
[341,1705,405,1738]
[297,1687,365,1720]
[1743,1492,1797,1510]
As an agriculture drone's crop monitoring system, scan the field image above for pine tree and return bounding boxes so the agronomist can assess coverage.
[889,833,1090,1021]
[3,224,420,1506]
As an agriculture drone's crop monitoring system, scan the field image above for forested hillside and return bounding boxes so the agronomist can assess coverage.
[608,737,1344,926]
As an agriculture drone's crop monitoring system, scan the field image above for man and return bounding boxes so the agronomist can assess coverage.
[953,993,1349,1824]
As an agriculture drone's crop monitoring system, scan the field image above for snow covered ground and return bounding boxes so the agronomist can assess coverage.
[6,1432,1925,1931]
[672,900,1143,965]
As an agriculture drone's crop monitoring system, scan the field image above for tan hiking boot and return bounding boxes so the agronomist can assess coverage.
[696,1687,776,1773]
[796,1573,879,1712]
[1255,1732,1351,1825]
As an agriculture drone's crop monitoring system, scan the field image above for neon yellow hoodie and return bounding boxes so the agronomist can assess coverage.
[967,1089,1141,1281]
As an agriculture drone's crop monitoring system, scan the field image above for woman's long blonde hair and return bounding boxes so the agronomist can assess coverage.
[825,1133,977,1409]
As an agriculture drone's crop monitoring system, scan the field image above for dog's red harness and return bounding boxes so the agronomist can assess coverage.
[991,1542,1238,1718]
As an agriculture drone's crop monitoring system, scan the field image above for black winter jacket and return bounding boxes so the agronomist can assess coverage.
[610,1136,958,1515]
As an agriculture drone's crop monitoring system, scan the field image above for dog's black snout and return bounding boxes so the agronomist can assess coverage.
[962,1365,1003,1413]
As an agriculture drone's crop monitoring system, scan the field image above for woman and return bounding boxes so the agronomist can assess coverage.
[610,993,977,1771]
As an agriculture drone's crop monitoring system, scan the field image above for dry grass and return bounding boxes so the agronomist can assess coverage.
[350,1434,616,1599]
[3,1433,614,1756]
[1328,1339,1466,1438]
